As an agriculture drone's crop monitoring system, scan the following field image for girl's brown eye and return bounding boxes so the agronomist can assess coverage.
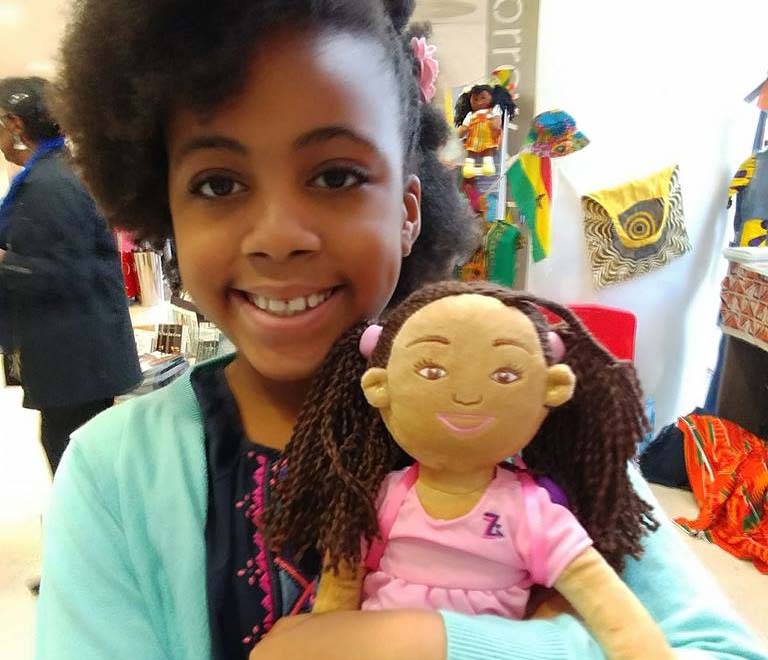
[491,369,519,385]
[192,175,247,198]
[417,366,447,381]
[310,166,369,190]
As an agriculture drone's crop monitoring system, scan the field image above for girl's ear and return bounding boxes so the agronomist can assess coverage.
[401,174,422,258]
[361,368,391,410]
[545,364,576,408]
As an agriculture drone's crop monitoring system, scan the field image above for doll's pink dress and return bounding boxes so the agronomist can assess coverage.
[361,466,592,618]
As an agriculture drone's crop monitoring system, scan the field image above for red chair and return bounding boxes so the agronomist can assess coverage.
[543,304,637,362]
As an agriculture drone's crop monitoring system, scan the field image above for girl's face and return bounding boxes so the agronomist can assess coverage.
[166,29,421,382]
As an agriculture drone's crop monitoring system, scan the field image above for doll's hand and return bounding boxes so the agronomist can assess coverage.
[249,610,445,660]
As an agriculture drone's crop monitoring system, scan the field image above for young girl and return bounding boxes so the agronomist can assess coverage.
[37,2,767,660]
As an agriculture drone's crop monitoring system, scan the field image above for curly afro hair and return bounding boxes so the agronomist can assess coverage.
[56,0,478,304]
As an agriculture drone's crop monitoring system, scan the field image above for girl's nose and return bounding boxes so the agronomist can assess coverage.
[240,195,321,262]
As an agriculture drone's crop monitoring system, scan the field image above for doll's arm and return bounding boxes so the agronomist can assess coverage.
[312,559,365,613]
[554,546,675,660]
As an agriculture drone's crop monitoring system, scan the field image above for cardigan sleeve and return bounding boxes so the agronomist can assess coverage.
[440,467,768,660]
[35,439,169,660]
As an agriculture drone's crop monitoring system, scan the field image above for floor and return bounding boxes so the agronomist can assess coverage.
[1,373,767,659]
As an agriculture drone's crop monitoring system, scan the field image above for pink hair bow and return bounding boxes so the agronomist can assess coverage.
[359,324,383,359]
[410,37,439,104]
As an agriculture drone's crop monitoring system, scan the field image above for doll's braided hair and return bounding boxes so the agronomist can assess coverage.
[265,280,658,574]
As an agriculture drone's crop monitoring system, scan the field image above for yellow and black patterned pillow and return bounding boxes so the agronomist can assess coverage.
[582,165,691,289]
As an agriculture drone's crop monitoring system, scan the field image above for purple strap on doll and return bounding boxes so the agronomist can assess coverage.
[364,463,569,574]
[511,455,569,508]
[535,476,569,508]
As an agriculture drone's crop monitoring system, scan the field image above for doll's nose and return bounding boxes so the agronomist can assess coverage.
[452,393,484,407]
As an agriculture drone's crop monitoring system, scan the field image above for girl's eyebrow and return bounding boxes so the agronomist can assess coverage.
[172,135,249,166]
[294,125,379,153]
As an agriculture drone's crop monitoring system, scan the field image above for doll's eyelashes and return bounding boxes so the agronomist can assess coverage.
[490,368,520,385]
[415,360,447,381]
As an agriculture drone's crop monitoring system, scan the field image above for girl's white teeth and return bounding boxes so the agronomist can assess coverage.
[248,290,332,317]
[288,297,307,312]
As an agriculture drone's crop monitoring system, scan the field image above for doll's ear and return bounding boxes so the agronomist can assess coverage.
[361,368,391,410]
[545,364,576,408]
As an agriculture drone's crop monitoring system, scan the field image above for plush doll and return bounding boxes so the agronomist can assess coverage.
[288,281,676,660]
[455,84,517,179]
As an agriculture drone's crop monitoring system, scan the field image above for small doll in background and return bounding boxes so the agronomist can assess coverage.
[454,82,517,179]
[267,280,678,660]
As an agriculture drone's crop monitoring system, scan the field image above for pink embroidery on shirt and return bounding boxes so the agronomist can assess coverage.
[236,454,275,640]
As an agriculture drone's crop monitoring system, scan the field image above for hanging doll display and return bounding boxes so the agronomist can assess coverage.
[266,281,677,660]
[455,80,517,179]
[455,110,589,286]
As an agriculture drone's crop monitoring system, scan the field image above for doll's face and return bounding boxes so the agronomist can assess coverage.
[362,294,575,474]
[470,90,493,112]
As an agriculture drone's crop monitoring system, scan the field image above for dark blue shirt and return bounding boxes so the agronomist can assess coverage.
[191,362,320,660]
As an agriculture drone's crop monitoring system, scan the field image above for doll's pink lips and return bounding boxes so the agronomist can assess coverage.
[437,413,496,436]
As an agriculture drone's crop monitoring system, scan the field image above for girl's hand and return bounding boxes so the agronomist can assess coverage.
[249,610,445,660]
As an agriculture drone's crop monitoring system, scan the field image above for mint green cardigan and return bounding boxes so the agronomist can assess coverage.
[35,358,768,660]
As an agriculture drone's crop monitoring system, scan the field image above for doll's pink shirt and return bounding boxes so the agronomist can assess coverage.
[361,467,592,618]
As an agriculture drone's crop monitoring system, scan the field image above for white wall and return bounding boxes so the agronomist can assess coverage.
[532,0,768,427]
[431,21,488,92]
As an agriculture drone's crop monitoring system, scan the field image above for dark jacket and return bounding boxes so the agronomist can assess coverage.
[0,151,141,408]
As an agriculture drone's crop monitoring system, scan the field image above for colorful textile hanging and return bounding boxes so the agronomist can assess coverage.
[729,151,768,248]
[720,262,768,348]
[457,245,487,282]
[728,156,757,202]
[675,414,768,574]
[581,165,691,289]
[524,110,589,159]
[486,220,520,287]
[506,110,589,262]
[507,153,551,262]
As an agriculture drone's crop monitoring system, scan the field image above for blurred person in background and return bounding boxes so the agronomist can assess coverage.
[0,77,141,477]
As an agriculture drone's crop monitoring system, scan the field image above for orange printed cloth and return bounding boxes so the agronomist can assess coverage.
[675,415,768,573]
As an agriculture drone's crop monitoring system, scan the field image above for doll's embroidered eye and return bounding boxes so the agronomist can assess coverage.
[311,167,369,190]
[415,362,447,381]
[491,368,519,385]
[191,175,247,198]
